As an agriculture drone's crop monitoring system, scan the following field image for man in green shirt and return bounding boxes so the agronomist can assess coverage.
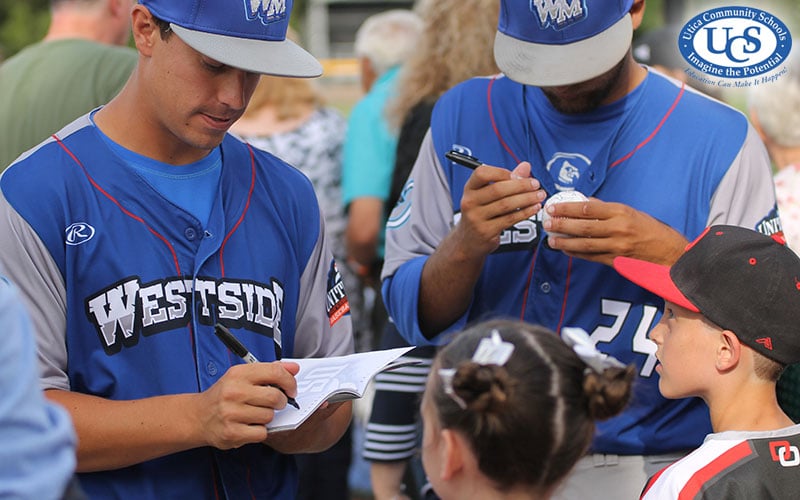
[0,0,137,170]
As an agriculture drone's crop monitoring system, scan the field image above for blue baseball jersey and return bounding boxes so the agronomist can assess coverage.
[0,115,354,499]
[382,70,780,455]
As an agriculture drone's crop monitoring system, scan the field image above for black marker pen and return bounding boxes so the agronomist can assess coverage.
[213,323,300,410]
[445,150,483,170]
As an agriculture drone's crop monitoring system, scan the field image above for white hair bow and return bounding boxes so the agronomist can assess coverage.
[561,327,625,373]
[438,329,515,409]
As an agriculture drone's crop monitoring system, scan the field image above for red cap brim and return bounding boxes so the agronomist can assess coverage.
[613,256,700,312]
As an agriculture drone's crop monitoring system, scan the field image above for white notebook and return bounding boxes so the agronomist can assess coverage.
[268,346,417,432]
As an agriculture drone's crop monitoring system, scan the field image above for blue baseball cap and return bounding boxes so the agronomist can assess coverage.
[495,0,634,86]
[140,0,322,78]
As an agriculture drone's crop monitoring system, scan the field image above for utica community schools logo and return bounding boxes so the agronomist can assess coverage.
[679,6,792,88]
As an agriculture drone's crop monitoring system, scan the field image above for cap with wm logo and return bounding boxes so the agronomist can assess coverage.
[495,0,634,86]
[140,0,322,78]
[613,225,800,365]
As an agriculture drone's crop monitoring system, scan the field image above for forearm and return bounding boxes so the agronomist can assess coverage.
[46,389,206,473]
[267,401,352,454]
[371,461,410,500]
[346,197,383,266]
[418,231,485,337]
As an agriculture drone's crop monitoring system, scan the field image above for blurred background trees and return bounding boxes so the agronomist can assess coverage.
[0,0,49,60]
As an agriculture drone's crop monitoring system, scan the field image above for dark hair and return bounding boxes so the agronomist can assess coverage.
[151,14,173,41]
[431,320,636,493]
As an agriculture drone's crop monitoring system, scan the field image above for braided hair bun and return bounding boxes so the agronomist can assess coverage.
[583,365,637,421]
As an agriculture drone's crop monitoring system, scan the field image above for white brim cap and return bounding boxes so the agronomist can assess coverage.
[171,24,323,78]
[494,14,633,87]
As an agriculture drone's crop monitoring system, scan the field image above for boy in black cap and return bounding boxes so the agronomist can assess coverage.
[615,225,800,498]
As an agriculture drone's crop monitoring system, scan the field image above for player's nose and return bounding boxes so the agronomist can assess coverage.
[217,69,259,111]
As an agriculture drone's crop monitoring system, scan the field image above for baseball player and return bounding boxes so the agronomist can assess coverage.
[615,225,800,499]
[0,1,353,499]
[381,0,781,498]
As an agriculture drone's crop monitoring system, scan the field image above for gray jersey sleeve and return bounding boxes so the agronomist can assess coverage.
[292,213,354,358]
[708,123,778,230]
[382,131,455,280]
[0,194,69,390]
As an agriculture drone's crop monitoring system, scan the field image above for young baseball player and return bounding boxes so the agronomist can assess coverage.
[614,225,800,498]
[420,319,635,500]
[0,1,353,498]
[381,0,780,497]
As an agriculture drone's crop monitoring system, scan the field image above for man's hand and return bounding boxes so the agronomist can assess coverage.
[452,161,547,258]
[418,161,546,336]
[543,198,688,266]
[198,361,299,450]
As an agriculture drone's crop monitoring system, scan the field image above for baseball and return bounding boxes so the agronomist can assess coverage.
[542,190,588,238]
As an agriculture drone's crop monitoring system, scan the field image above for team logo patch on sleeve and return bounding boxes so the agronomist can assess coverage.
[326,260,350,327]
[756,205,784,240]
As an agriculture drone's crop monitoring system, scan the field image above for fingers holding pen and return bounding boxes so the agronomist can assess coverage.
[462,162,547,217]
[199,361,299,449]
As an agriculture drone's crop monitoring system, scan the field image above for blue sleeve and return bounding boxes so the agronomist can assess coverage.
[381,256,468,347]
[0,277,76,500]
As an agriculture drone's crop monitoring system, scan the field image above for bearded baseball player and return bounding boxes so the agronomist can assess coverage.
[381,0,782,498]
[0,1,353,498]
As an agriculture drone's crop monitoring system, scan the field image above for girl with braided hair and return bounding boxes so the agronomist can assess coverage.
[420,320,636,499]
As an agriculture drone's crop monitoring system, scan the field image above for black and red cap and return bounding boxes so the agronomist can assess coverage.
[613,225,800,365]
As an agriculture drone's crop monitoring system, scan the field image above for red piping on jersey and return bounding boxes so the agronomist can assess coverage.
[556,256,573,332]
[678,441,754,500]
[54,135,182,276]
[212,460,221,500]
[519,245,540,321]
[246,465,256,500]
[487,76,521,164]
[219,144,257,277]
[609,82,685,168]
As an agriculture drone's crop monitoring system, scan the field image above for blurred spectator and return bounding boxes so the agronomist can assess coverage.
[0,269,81,500]
[748,63,800,423]
[363,1,500,499]
[341,10,422,497]
[230,64,354,500]
[0,0,137,170]
[342,9,422,339]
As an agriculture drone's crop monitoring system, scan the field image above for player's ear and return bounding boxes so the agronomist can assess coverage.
[439,429,466,481]
[131,4,158,56]
[630,0,646,30]
[716,330,741,372]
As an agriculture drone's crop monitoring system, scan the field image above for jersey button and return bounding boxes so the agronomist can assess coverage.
[185,227,197,240]
[206,361,218,376]
[540,282,551,294]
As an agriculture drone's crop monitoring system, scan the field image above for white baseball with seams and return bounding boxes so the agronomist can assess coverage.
[542,190,589,238]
